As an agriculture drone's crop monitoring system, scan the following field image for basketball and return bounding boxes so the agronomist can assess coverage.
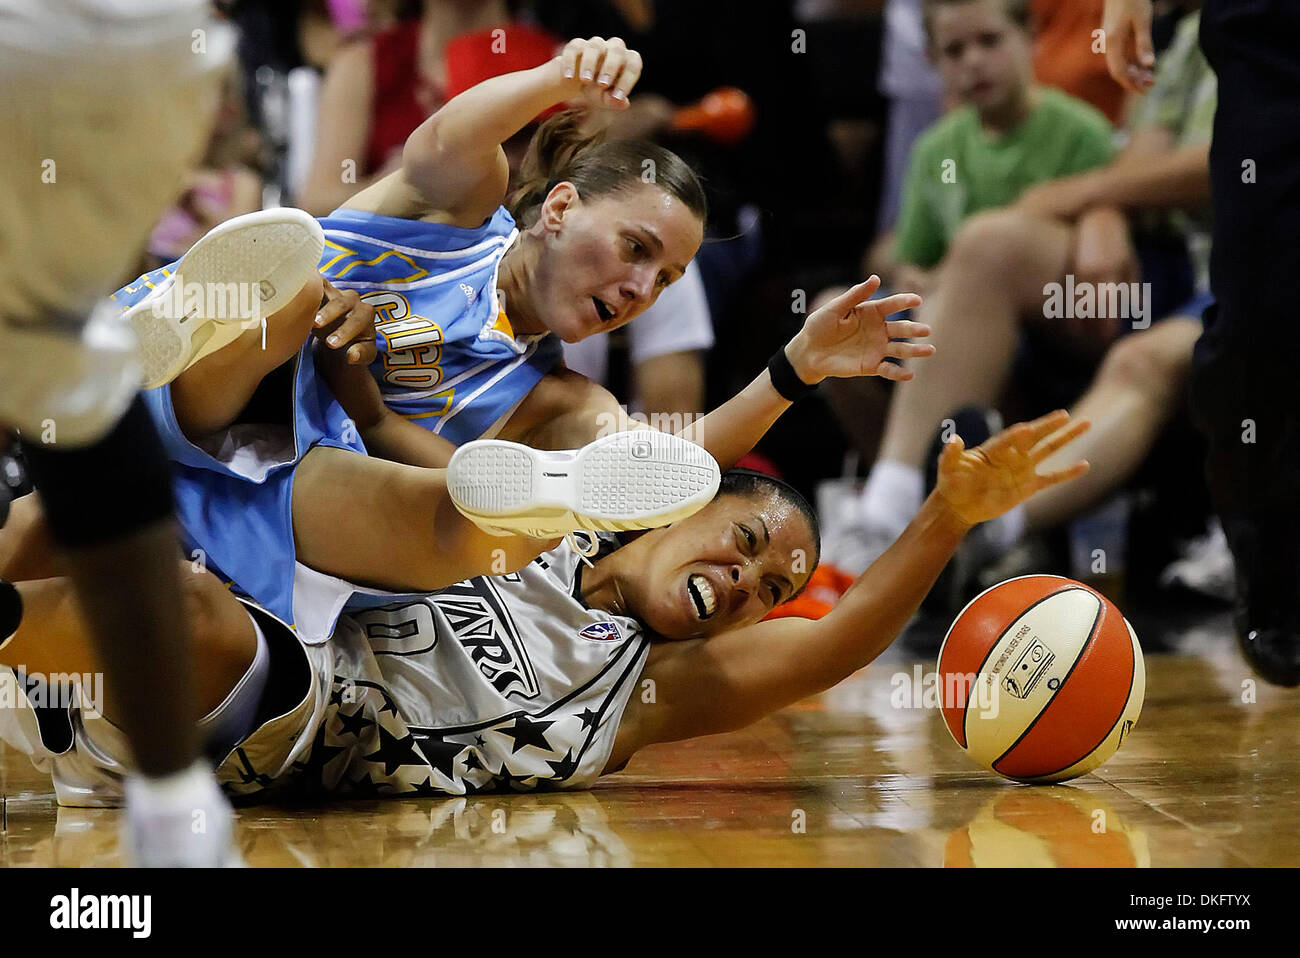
[937,575,1145,784]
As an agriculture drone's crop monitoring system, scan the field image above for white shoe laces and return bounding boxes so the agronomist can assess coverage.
[565,531,600,567]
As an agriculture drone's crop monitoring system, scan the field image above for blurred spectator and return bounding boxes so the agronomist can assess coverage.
[296,1,532,216]
[875,0,1114,294]
[822,4,1215,608]
[143,69,265,269]
[877,0,945,233]
[1032,0,1126,124]
[818,0,1116,569]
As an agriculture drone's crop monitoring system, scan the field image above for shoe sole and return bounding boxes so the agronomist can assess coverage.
[124,209,325,389]
[447,431,721,536]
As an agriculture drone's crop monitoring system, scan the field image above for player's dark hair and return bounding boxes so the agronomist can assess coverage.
[715,469,821,594]
[509,109,707,228]
[921,0,1032,46]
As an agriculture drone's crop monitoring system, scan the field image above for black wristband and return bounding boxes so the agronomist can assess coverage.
[767,347,817,402]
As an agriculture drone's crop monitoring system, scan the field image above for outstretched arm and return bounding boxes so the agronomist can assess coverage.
[678,278,930,469]
[613,411,1090,761]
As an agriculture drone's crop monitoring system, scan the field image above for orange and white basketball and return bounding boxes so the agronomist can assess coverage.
[937,575,1145,783]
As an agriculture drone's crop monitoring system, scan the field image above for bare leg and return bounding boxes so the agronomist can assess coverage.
[876,208,1075,468]
[291,446,559,593]
[1025,317,1202,530]
[55,524,205,772]
[1,564,254,725]
[168,274,324,439]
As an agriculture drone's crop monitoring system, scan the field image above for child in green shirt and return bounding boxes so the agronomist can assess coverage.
[886,0,1115,286]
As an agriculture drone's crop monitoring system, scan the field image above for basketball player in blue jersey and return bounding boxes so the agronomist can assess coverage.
[0,410,1088,802]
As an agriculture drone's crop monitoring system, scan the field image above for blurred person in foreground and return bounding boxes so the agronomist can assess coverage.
[0,0,240,865]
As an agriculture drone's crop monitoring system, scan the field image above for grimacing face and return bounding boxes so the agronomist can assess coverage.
[929,0,1033,117]
[620,492,818,641]
[527,182,703,343]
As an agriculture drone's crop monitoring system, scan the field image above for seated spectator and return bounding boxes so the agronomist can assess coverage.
[822,5,1215,604]
[869,0,1115,296]
[815,0,1114,479]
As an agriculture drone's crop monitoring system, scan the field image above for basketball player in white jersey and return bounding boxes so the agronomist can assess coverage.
[0,410,1088,803]
[0,0,240,864]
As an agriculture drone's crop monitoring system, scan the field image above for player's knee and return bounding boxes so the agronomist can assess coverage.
[269,273,325,346]
[947,208,1035,275]
[1098,327,1193,401]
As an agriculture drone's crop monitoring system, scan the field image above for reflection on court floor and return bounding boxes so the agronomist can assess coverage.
[2,612,1294,867]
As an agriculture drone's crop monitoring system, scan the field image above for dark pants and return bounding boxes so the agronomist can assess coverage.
[1190,0,1300,621]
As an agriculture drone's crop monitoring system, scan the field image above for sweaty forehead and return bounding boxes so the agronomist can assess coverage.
[719,492,815,554]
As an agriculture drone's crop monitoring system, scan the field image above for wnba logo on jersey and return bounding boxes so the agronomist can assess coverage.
[579,621,621,642]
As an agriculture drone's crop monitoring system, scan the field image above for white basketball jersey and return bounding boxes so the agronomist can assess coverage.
[292,535,651,797]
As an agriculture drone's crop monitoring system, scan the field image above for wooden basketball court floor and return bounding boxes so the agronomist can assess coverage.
[1,609,1296,867]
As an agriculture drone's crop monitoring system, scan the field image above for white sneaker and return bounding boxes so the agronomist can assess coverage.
[121,763,243,867]
[121,208,325,389]
[446,431,721,539]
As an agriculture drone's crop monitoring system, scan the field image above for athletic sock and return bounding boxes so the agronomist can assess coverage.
[859,460,924,537]
[124,759,225,813]
[123,760,239,867]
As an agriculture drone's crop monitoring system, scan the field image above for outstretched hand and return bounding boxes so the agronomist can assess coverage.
[786,277,932,385]
[934,410,1091,528]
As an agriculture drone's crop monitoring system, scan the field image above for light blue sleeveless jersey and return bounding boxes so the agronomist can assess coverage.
[317,206,563,443]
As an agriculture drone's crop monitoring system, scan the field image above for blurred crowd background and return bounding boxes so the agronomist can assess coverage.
[88,0,1221,628]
